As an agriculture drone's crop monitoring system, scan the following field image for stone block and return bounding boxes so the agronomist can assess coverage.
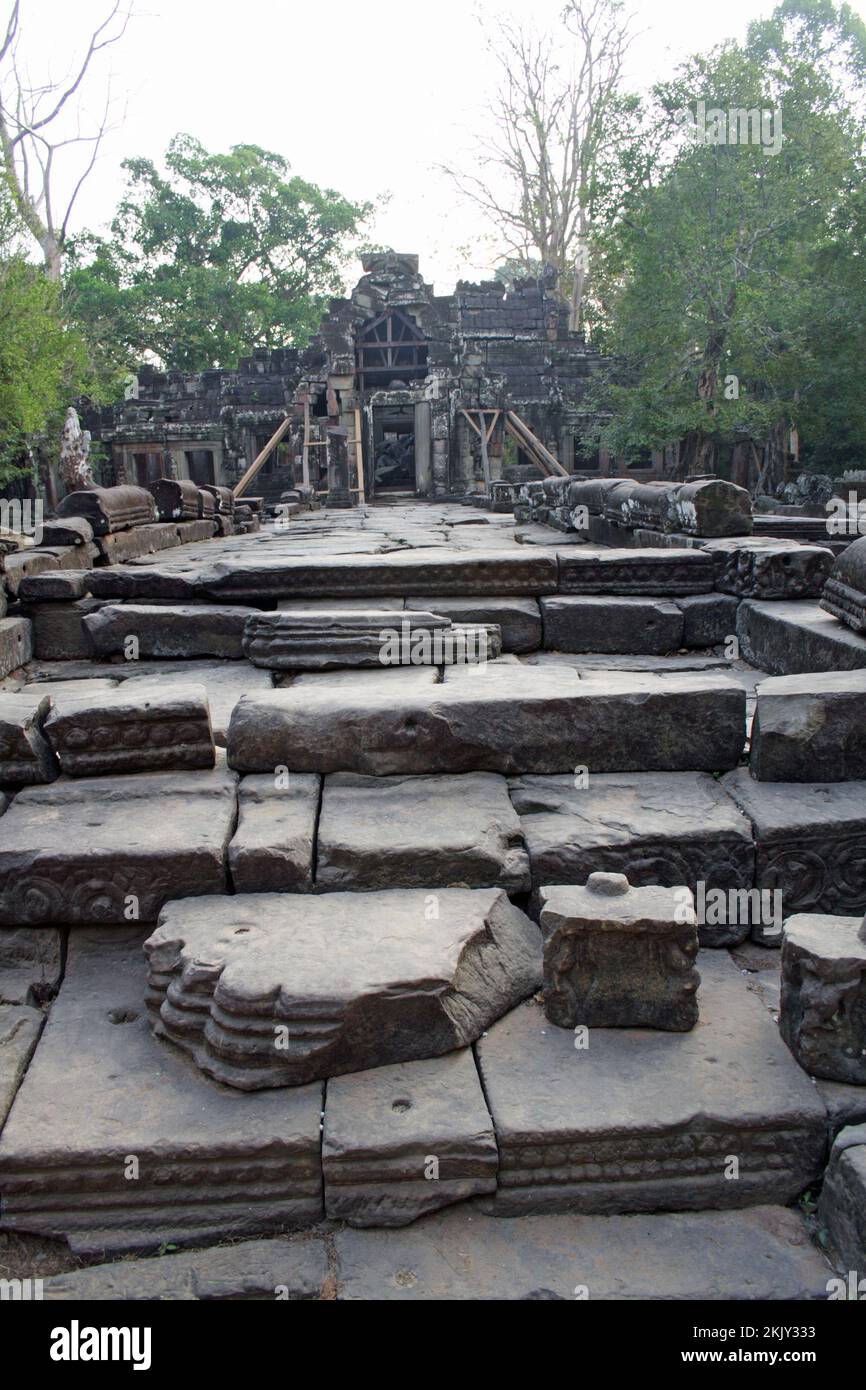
[323,1051,498,1227]
[0,616,33,678]
[316,772,530,892]
[509,771,755,946]
[40,517,94,548]
[18,570,91,601]
[0,766,236,925]
[2,548,59,596]
[145,887,542,1089]
[120,660,275,746]
[476,952,827,1215]
[84,603,258,659]
[227,670,746,777]
[96,523,180,565]
[19,596,108,660]
[228,772,319,892]
[750,671,866,781]
[242,609,498,670]
[176,519,217,545]
[44,684,215,777]
[737,599,866,675]
[0,931,323,1254]
[722,768,866,937]
[56,484,158,535]
[405,595,541,653]
[821,534,866,632]
[780,912,866,1083]
[675,592,740,647]
[705,538,833,599]
[539,873,700,1030]
[817,1125,866,1275]
[557,549,714,595]
[540,595,684,654]
[0,691,57,783]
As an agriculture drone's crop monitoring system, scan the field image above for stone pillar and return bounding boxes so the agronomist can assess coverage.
[414,401,432,497]
[325,426,353,509]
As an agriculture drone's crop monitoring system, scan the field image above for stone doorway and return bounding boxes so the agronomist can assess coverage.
[372,408,415,493]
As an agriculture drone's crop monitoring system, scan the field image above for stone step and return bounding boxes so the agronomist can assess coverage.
[737,600,866,674]
[540,595,684,654]
[227,666,746,777]
[37,1203,833,1300]
[750,670,866,781]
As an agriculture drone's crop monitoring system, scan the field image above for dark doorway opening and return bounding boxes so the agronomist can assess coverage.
[372,408,415,492]
[185,449,215,486]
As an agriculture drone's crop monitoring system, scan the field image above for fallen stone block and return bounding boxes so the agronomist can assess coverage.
[145,887,542,1089]
[96,522,181,565]
[0,766,236,925]
[0,617,33,678]
[333,1203,832,1301]
[44,684,215,777]
[705,538,833,599]
[540,595,684,654]
[817,1124,866,1277]
[738,599,866,675]
[557,548,714,596]
[56,484,158,535]
[84,603,259,659]
[227,670,746,777]
[675,592,740,647]
[0,927,63,1004]
[121,660,274,746]
[202,484,234,515]
[323,1051,498,1228]
[476,952,827,1215]
[176,519,216,545]
[0,1001,42,1130]
[405,595,542,653]
[750,671,866,782]
[539,873,700,1031]
[214,515,235,537]
[0,691,57,783]
[509,770,754,945]
[43,1235,328,1301]
[780,913,866,1083]
[19,596,108,660]
[0,931,323,1254]
[316,772,530,893]
[228,772,319,892]
[40,516,94,548]
[2,548,59,596]
[821,534,866,632]
[722,768,866,938]
[18,570,91,602]
[37,543,96,572]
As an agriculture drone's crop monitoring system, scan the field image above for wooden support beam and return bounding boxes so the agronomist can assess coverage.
[505,411,569,477]
[354,407,366,505]
[233,415,293,498]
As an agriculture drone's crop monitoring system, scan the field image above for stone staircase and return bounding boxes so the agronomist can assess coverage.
[0,508,863,1297]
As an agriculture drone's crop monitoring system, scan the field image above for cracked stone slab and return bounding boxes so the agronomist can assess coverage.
[323,1050,497,1227]
[0,927,63,1004]
[227,670,745,777]
[780,913,866,1084]
[145,887,542,1089]
[0,766,236,925]
[228,772,320,892]
[44,684,215,777]
[316,772,530,892]
[721,768,866,934]
[0,930,324,1255]
[750,671,866,782]
[476,951,827,1215]
[43,1236,329,1301]
[509,771,755,947]
[0,1001,42,1130]
[540,596,684,655]
[332,1203,832,1300]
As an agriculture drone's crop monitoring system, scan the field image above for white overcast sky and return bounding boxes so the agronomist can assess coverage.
[14,0,866,292]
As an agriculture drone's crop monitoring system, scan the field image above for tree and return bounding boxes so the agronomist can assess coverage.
[0,1,132,279]
[67,134,372,371]
[444,1,636,329]
[586,0,866,480]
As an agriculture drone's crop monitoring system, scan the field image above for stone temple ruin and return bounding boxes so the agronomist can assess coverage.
[0,264,864,1303]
